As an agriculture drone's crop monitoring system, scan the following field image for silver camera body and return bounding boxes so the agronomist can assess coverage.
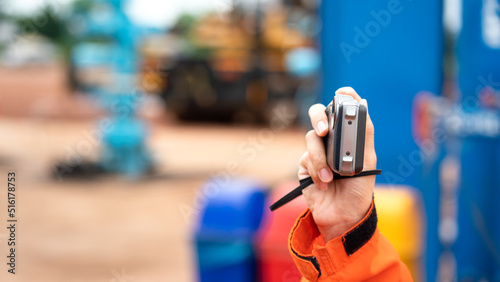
[325,94,367,176]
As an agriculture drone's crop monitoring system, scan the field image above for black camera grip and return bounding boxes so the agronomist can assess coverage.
[269,169,382,212]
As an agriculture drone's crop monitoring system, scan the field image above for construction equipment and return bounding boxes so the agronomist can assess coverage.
[143,1,317,123]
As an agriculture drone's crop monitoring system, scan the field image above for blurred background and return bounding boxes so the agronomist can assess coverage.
[0,0,499,281]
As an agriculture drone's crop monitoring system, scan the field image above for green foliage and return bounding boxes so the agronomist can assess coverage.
[15,5,68,42]
[71,0,94,14]
[9,4,79,60]
[171,13,197,36]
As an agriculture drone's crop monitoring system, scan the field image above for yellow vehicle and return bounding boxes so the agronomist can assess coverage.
[140,2,317,123]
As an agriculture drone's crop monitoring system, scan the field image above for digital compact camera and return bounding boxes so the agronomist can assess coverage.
[324,94,367,176]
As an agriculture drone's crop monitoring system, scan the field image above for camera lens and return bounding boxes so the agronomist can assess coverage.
[348,121,352,125]
[346,151,350,156]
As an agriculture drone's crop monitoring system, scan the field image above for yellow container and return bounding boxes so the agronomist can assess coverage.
[374,186,424,282]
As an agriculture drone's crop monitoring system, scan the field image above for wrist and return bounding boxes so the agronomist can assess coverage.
[316,202,372,243]
[318,218,362,243]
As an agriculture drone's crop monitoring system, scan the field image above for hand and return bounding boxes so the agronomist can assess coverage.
[299,87,377,243]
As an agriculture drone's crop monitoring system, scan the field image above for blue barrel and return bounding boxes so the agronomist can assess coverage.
[456,136,498,280]
[456,0,500,280]
[494,138,500,282]
[458,0,500,103]
[194,177,267,282]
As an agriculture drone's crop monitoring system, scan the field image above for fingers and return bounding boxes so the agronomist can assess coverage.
[301,87,377,186]
[306,130,332,190]
[335,86,362,102]
[308,104,328,137]
[359,99,377,170]
[298,152,328,191]
[298,153,310,180]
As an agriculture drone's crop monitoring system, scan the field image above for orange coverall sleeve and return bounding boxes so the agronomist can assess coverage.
[288,201,413,281]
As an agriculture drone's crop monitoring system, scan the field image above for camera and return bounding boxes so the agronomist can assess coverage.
[324,94,367,176]
[268,94,375,212]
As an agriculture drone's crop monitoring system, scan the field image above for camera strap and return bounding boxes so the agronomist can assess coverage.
[269,170,382,211]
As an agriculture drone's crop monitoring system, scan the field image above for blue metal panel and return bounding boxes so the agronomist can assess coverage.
[320,0,443,187]
[456,137,498,280]
[320,2,444,281]
[456,0,500,280]
[459,0,500,102]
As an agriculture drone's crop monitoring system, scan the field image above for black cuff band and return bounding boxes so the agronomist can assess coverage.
[342,200,378,255]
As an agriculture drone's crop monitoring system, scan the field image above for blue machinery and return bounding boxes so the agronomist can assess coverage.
[70,0,153,176]
[320,0,500,280]
[454,0,500,280]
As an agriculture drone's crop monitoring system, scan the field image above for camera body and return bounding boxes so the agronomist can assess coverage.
[324,94,367,176]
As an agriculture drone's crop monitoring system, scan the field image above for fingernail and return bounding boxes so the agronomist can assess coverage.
[317,120,327,133]
[319,168,332,182]
[335,87,351,94]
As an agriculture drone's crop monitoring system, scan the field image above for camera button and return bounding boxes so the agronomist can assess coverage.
[342,156,353,172]
[343,156,353,163]
[345,106,357,119]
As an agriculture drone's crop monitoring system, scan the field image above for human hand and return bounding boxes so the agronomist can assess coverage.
[298,87,377,242]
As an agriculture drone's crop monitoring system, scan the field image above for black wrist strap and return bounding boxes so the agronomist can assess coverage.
[269,170,382,212]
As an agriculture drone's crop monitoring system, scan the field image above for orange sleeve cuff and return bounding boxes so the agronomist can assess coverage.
[288,201,412,281]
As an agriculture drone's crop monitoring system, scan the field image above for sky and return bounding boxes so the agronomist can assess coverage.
[2,0,263,28]
[3,0,461,32]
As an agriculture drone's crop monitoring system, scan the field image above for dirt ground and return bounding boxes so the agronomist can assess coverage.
[0,65,307,281]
